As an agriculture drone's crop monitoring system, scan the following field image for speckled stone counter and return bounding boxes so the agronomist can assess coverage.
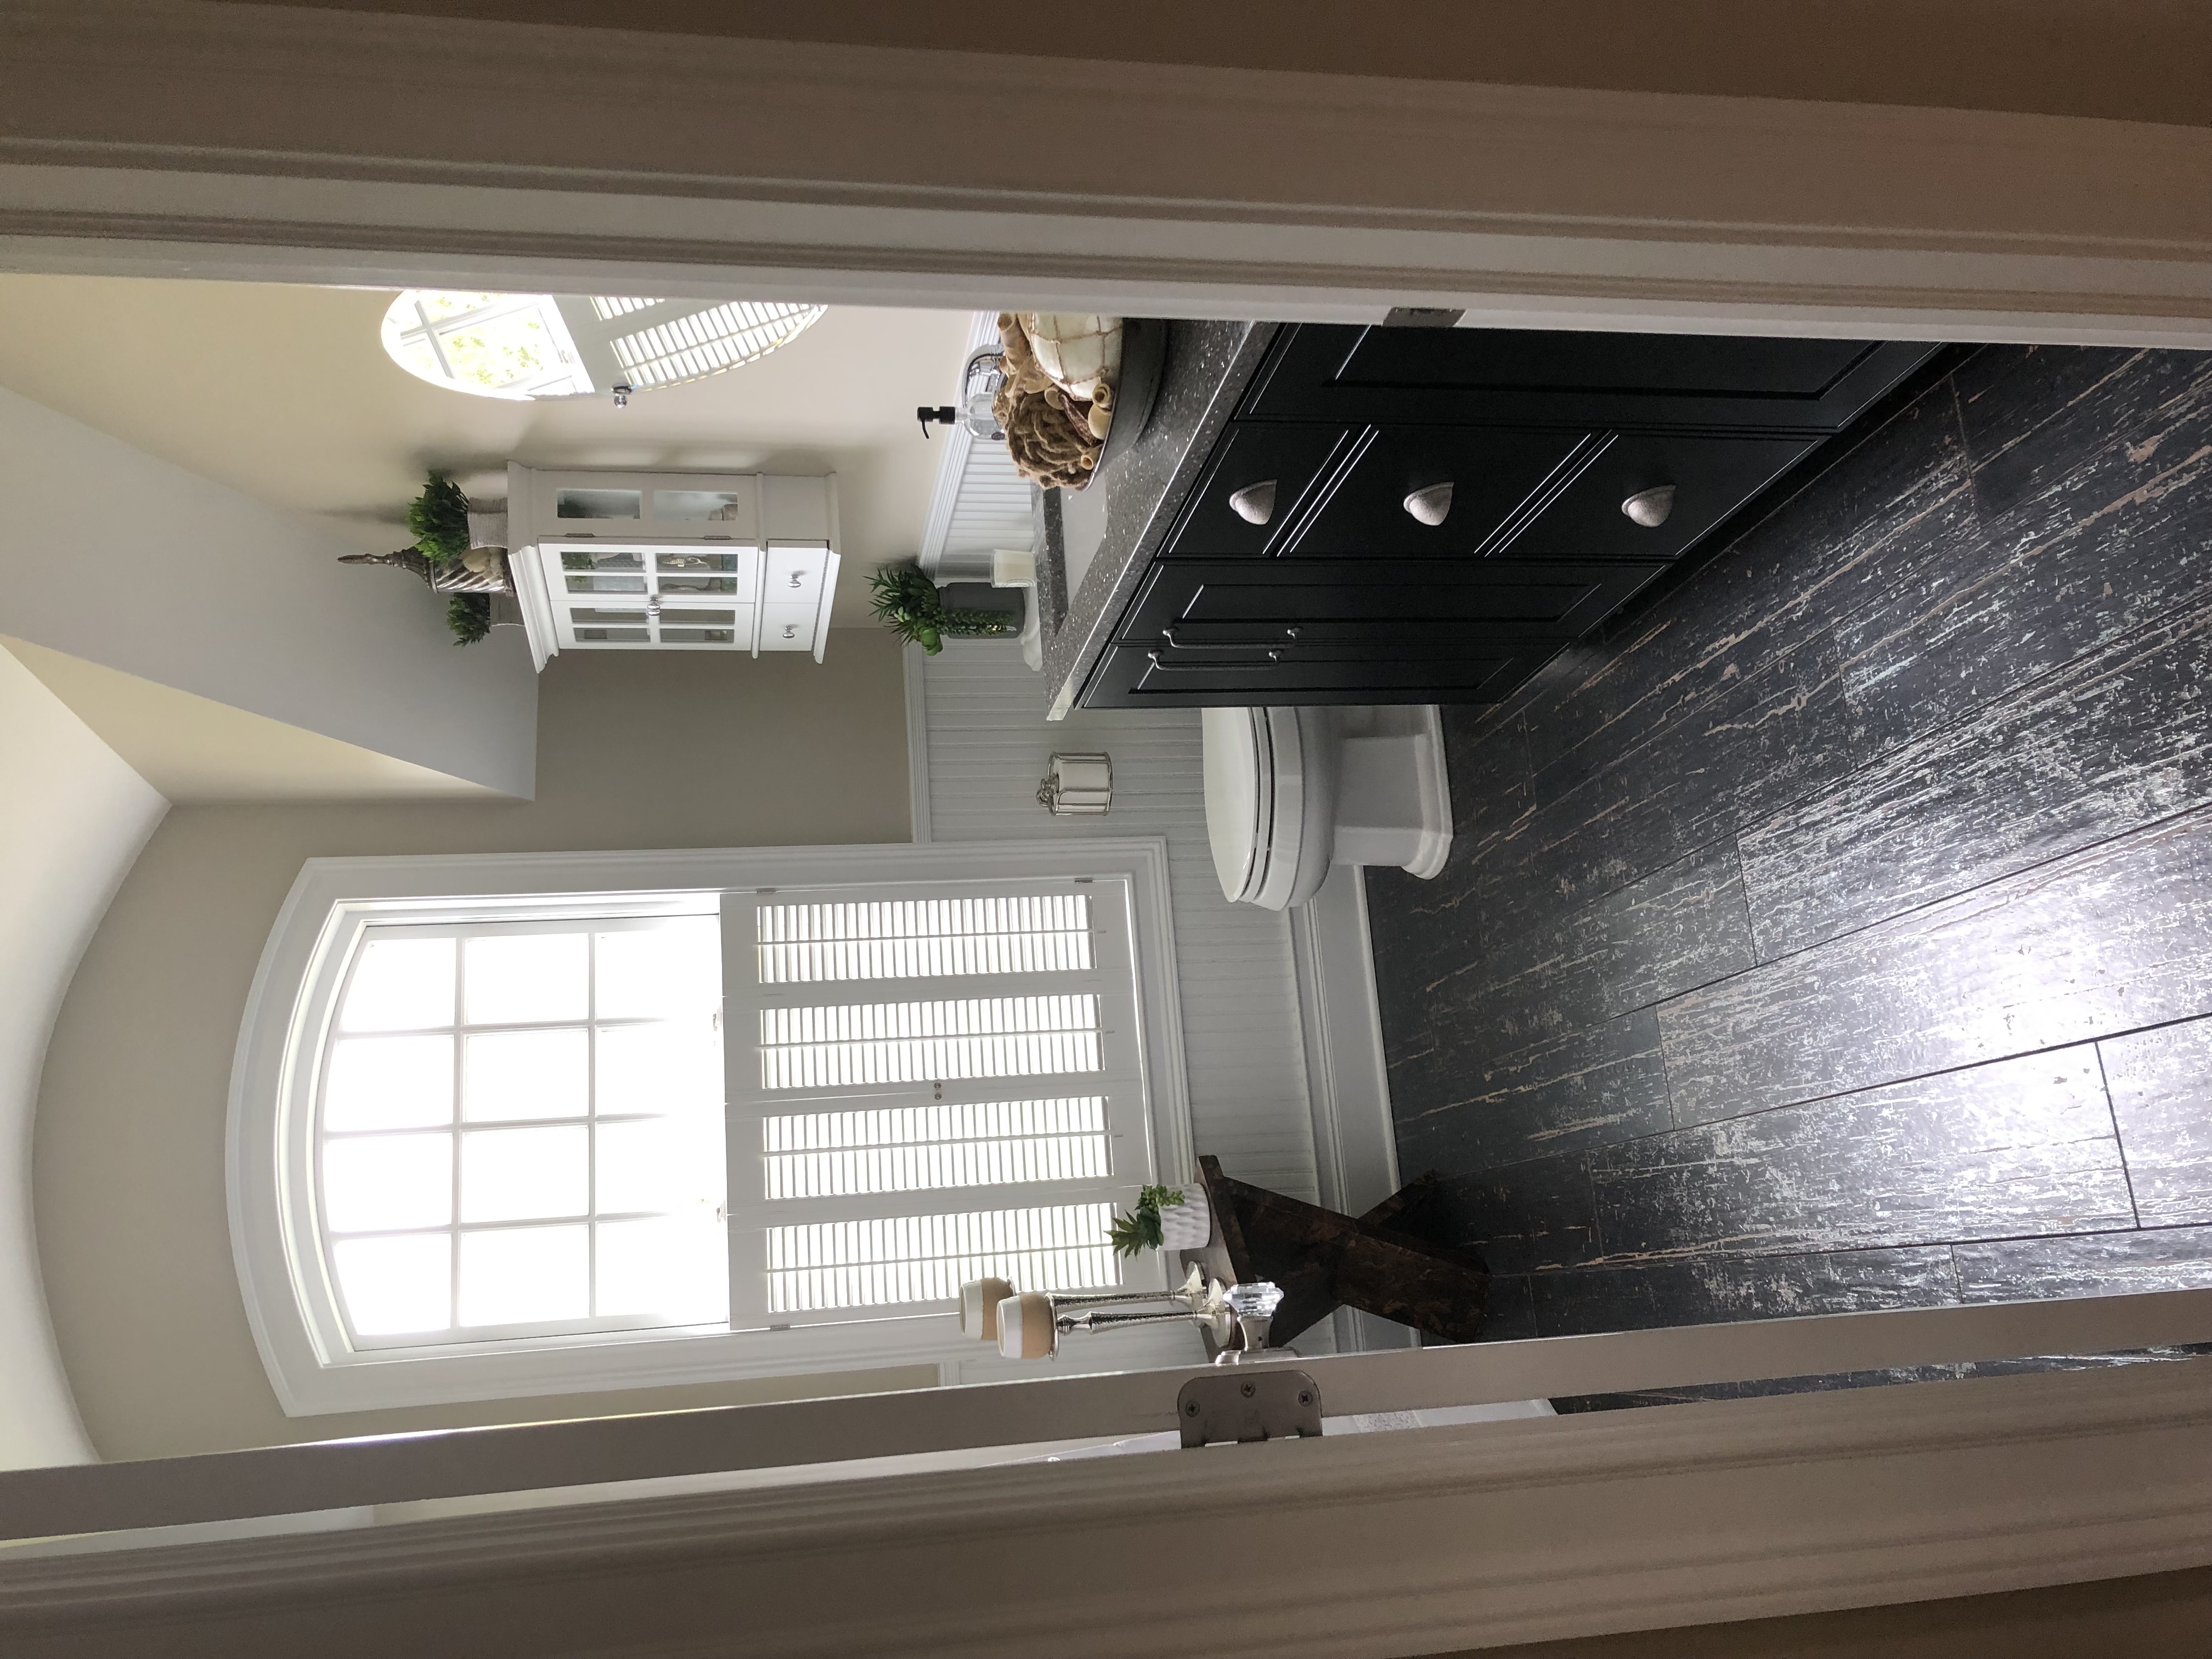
[1037,319,1281,718]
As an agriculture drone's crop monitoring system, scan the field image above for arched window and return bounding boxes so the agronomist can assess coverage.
[379,291,825,400]
[229,847,1188,1415]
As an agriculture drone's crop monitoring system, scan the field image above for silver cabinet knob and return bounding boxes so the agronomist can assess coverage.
[1228,481,1278,526]
[1622,485,1675,527]
[1403,483,1454,526]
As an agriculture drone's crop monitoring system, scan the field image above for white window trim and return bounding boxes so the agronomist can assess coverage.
[228,840,1193,1418]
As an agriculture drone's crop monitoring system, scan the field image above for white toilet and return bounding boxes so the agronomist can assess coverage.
[1201,704,1453,910]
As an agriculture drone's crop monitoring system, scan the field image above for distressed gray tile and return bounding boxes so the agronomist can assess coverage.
[2102,1017,2212,1226]
[1954,1222,2212,1301]
[1396,1010,1671,1172]
[1530,1245,1961,1338]
[1663,809,2212,1124]
[1592,1048,2132,1260]
[1745,594,2212,957]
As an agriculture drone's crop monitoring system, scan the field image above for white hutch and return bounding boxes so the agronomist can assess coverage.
[506,466,842,670]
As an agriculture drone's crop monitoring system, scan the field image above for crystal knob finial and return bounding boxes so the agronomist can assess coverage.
[1225,1281,1284,1317]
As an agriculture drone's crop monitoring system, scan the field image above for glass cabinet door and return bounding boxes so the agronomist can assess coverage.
[542,543,760,650]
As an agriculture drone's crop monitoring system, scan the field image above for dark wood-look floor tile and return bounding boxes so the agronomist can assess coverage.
[1661,808,2212,1125]
[1396,1011,1672,1172]
[1590,1048,2132,1260]
[1431,838,1753,1053]
[1951,1222,2212,1301]
[1478,639,1864,944]
[1436,1156,1600,1274]
[1514,387,1971,792]
[2101,1017,2212,1226]
[1548,1368,1970,1413]
[1842,353,2212,751]
[1443,703,1533,859]
[1956,345,2212,524]
[1948,345,2148,473]
[1476,1273,1539,1343]
[1529,1245,1960,1337]
[1743,593,2212,958]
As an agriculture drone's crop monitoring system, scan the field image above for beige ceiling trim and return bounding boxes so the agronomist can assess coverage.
[0,0,2209,343]
[3,639,496,803]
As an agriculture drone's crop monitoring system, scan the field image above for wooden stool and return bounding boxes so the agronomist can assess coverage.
[1197,1155,1489,1344]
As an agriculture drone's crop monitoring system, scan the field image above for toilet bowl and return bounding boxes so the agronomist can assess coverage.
[1202,704,1452,909]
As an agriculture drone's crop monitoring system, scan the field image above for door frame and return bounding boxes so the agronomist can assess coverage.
[3,0,2211,345]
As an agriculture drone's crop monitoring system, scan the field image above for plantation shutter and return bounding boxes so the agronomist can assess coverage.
[720,878,1162,1332]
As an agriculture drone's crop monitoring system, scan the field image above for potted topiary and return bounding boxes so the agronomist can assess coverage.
[868,563,1020,654]
[339,471,513,645]
[1107,1183,1212,1256]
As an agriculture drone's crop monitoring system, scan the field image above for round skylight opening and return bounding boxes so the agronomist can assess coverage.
[380,292,827,400]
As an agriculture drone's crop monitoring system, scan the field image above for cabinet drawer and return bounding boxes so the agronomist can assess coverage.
[764,545,828,605]
[1245,325,1938,433]
[1493,432,1819,565]
[1084,637,1550,707]
[760,602,820,651]
[1118,558,1665,648]
[1161,421,1354,558]
[1283,425,1595,561]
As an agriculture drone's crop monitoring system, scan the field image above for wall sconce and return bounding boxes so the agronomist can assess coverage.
[1037,752,1112,815]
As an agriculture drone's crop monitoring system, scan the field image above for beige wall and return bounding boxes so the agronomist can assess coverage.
[0,383,539,798]
[255,0,2212,127]
[0,652,167,1470]
[31,636,921,1462]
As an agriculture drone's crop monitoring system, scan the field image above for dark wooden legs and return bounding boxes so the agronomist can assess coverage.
[1198,1156,1491,1344]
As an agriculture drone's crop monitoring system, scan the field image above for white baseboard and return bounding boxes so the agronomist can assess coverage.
[1290,865,1420,1354]
[901,643,932,844]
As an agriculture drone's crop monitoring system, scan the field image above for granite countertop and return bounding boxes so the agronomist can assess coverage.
[1036,319,1282,718]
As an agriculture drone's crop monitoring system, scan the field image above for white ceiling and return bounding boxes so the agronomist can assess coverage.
[0,274,973,622]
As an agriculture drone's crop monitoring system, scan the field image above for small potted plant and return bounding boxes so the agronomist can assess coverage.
[1107,1184,1212,1256]
[868,563,1019,654]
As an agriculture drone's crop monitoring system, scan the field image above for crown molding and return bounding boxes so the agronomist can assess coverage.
[1,0,2210,340]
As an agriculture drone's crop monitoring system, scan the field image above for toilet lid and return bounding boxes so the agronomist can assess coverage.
[1203,707,1311,905]
[1203,707,1267,903]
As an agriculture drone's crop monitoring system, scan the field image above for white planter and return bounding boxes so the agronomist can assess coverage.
[1155,1187,1212,1251]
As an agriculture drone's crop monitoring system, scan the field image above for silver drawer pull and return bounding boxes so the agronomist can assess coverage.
[1622,485,1676,527]
[1228,481,1278,526]
[1402,482,1454,526]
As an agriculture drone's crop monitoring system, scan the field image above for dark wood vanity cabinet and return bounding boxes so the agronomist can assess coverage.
[1081,325,1939,709]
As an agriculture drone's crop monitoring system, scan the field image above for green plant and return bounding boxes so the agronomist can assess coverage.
[867,562,1019,655]
[1106,1184,1188,1257]
[445,592,492,646]
[408,471,473,565]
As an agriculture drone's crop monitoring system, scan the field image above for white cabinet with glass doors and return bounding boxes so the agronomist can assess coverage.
[507,465,842,669]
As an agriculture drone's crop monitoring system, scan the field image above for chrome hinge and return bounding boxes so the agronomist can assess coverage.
[1176,1369,1324,1448]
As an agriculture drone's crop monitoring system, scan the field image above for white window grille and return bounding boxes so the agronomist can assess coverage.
[315,915,727,1348]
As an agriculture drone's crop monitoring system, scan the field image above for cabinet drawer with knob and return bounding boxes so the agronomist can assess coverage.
[1280,425,1599,561]
[1489,432,1821,566]
[1160,421,1354,558]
